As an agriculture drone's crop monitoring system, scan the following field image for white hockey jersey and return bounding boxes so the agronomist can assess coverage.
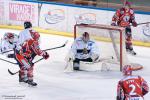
[71,37,99,59]
[0,34,18,53]
[18,28,33,46]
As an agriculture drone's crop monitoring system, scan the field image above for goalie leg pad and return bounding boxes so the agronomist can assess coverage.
[73,63,80,70]
[73,58,80,70]
[91,53,99,62]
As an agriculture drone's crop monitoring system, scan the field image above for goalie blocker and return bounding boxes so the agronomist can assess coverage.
[70,32,100,71]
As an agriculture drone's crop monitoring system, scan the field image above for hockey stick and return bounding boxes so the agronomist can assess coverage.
[0,50,13,54]
[64,56,114,72]
[8,69,19,75]
[137,22,150,26]
[31,40,68,64]
[1,40,68,55]
[0,58,17,65]
[43,40,68,51]
[8,40,68,75]
[7,58,44,75]
[1,40,68,65]
[85,56,114,64]
[130,22,150,26]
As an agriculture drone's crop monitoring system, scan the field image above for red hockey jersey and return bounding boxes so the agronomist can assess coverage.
[112,7,136,27]
[21,39,44,58]
[117,75,149,100]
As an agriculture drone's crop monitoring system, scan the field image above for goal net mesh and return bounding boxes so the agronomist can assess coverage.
[74,24,128,71]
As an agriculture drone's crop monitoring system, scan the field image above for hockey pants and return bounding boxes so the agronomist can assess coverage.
[15,53,34,81]
[125,27,133,51]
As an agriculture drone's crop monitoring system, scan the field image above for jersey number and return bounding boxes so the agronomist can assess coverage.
[123,16,130,22]
[129,84,136,95]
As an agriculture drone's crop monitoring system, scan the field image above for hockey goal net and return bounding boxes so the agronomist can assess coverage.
[74,24,137,71]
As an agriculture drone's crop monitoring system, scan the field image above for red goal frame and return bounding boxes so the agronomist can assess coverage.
[74,24,125,71]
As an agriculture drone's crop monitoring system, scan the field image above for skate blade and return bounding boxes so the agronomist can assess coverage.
[28,84,37,87]
[19,82,28,86]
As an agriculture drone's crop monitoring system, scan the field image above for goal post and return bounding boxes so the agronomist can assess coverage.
[74,24,127,71]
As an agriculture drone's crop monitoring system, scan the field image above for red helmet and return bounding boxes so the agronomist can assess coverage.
[31,31,40,41]
[4,32,14,40]
[124,1,132,7]
[122,65,132,75]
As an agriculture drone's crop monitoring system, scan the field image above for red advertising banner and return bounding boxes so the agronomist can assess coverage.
[9,3,35,21]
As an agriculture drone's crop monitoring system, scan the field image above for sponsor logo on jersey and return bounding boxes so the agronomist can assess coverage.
[75,13,96,24]
[45,9,65,24]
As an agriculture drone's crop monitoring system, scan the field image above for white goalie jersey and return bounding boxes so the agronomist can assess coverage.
[71,37,100,60]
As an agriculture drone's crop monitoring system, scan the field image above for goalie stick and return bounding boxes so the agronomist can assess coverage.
[7,40,68,75]
[84,56,114,64]
[64,56,114,72]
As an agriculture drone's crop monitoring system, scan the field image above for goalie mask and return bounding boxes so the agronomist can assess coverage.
[82,32,90,43]
[122,65,132,76]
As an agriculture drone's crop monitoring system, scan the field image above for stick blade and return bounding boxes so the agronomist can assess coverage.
[8,69,15,75]
[63,40,68,47]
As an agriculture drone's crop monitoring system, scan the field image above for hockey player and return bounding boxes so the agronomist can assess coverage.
[0,32,18,58]
[71,32,99,70]
[15,31,49,86]
[116,65,149,100]
[18,21,33,46]
[111,1,137,55]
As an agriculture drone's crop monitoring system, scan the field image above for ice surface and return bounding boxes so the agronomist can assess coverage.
[0,29,149,100]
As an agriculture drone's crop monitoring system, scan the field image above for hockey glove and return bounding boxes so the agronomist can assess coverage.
[83,48,88,54]
[142,81,149,95]
[7,54,15,58]
[42,51,49,59]
[111,21,117,26]
[132,21,137,27]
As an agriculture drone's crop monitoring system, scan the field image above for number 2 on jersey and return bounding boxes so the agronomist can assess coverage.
[129,84,136,95]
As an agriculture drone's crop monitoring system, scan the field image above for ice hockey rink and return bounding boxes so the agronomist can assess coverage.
[0,28,150,100]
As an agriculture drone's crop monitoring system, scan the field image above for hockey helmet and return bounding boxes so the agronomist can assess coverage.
[4,32,14,39]
[31,31,40,41]
[82,32,90,42]
[4,32,15,43]
[24,21,32,29]
[124,1,131,8]
[122,65,132,75]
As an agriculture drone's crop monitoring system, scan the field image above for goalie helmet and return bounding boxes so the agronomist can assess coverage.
[24,21,32,29]
[82,32,90,43]
[122,65,132,75]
